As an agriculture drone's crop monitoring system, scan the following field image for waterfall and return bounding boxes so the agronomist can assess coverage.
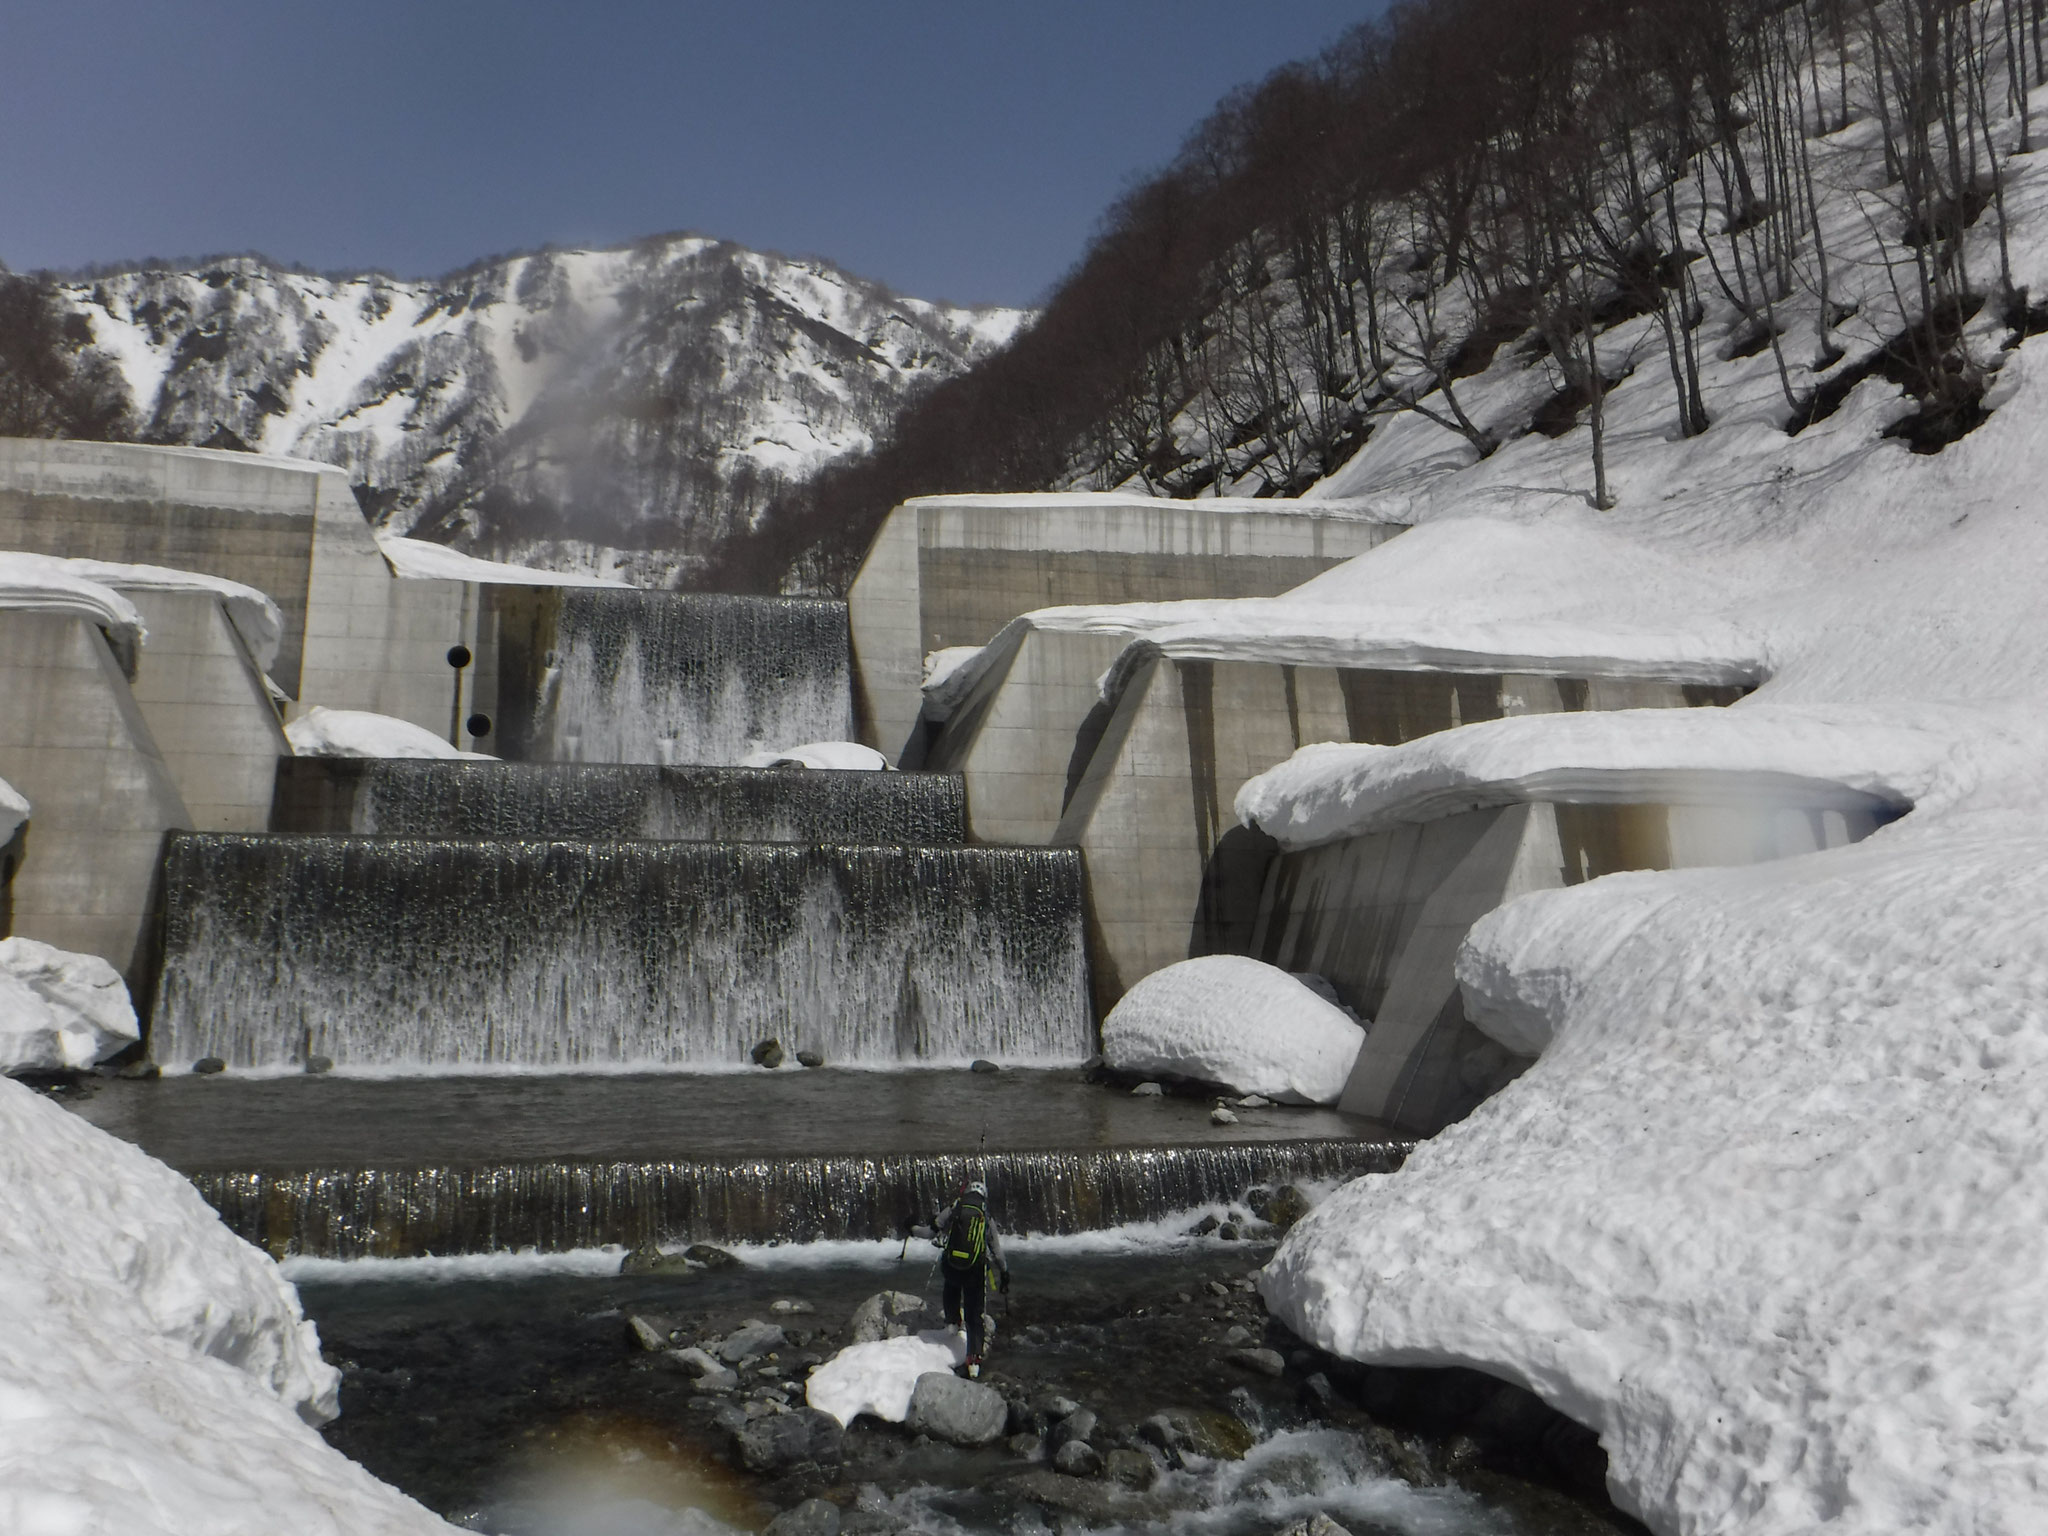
[273,759,967,845]
[151,833,1089,1069]
[188,1140,1406,1258]
[501,590,852,765]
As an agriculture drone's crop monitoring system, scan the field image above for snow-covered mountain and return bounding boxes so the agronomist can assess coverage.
[59,240,1025,582]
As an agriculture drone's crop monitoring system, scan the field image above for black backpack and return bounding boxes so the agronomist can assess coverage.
[941,1194,989,1275]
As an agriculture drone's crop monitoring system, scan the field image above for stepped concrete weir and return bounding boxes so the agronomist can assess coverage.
[150,833,1090,1071]
[486,588,852,766]
[271,758,967,845]
[69,1069,1407,1257]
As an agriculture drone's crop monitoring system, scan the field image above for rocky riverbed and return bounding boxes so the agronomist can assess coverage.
[297,1223,1644,1536]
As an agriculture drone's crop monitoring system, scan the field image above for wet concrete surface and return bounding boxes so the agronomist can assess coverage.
[63,1066,1402,1172]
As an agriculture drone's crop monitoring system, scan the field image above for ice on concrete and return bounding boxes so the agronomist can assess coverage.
[0,1074,456,1532]
[372,532,629,587]
[1102,956,1365,1105]
[805,1329,967,1426]
[1236,705,1948,852]
[285,705,494,761]
[738,741,888,771]
[0,937,140,1072]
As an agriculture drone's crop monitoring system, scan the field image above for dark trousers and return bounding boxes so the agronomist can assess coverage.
[942,1266,987,1358]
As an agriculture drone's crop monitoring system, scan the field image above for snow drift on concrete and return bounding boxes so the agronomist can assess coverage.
[0,938,139,1072]
[66,557,287,672]
[372,532,629,587]
[0,775,24,849]
[0,1075,456,1533]
[1102,956,1364,1105]
[285,705,494,761]
[738,741,888,770]
[1236,705,1943,852]
[0,552,146,655]
[805,1330,966,1426]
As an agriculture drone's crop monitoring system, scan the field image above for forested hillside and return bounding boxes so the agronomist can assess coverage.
[724,0,2048,591]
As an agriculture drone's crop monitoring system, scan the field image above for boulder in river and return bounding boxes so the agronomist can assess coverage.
[751,1038,785,1069]
[1278,1516,1356,1536]
[735,1407,843,1472]
[1049,1406,1098,1450]
[1053,1438,1103,1477]
[907,1371,1009,1446]
[715,1320,788,1363]
[191,1057,226,1075]
[668,1346,738,1391]
[765,1499,841,1536]
[686,1243,741,1268]
[1230,1346,1286,1378]
[970,1058,1001,1073]
[847,1290,926,1343]
[625,1313,681,1351]
[797,1050,825,1068]
[620,1246,696,1275]
[1103,1447,1159,1490]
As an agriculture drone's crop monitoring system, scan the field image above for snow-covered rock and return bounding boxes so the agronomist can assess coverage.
[285,706,493,761]
[804,1330,967,1426]
[0,1074,456,1532]
[738,741,887,771]
[0,938,139,1072]
[1101,956,1364,1105]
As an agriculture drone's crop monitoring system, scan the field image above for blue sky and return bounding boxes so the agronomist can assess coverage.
[1,1,1384,308]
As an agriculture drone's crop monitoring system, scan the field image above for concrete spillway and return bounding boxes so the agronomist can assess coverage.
[494,589,852,766]
[271,758,967,845]
[193,1142,1401,1258]
[71,1069,1405,1258]
[150,833,1089,1070]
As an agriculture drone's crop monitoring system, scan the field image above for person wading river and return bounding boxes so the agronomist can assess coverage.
[907,1180,1010,1379]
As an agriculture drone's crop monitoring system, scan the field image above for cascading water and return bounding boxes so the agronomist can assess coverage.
[190,1140,1403,1258]
[151,833,1089,1070]
[271,759,967,845]
[500,590,853,765]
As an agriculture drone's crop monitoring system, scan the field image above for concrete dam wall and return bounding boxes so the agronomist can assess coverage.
[150,833,1091,1071]
[488,588,852,766]
[272,758,967,846]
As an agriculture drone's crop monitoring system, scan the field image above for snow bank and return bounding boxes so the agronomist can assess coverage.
[0,938,139,1072]
[1217,131,2048,1536]
[1101,956,1364,1105]
[285,706,494,761]
[0,552,145,655]
[372,533,629,587]
[805,1330,966,1425]
[0,1075,456,1533]
[1236,705,1948,852]
[0,775,24,849]
[737,741,887,771]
